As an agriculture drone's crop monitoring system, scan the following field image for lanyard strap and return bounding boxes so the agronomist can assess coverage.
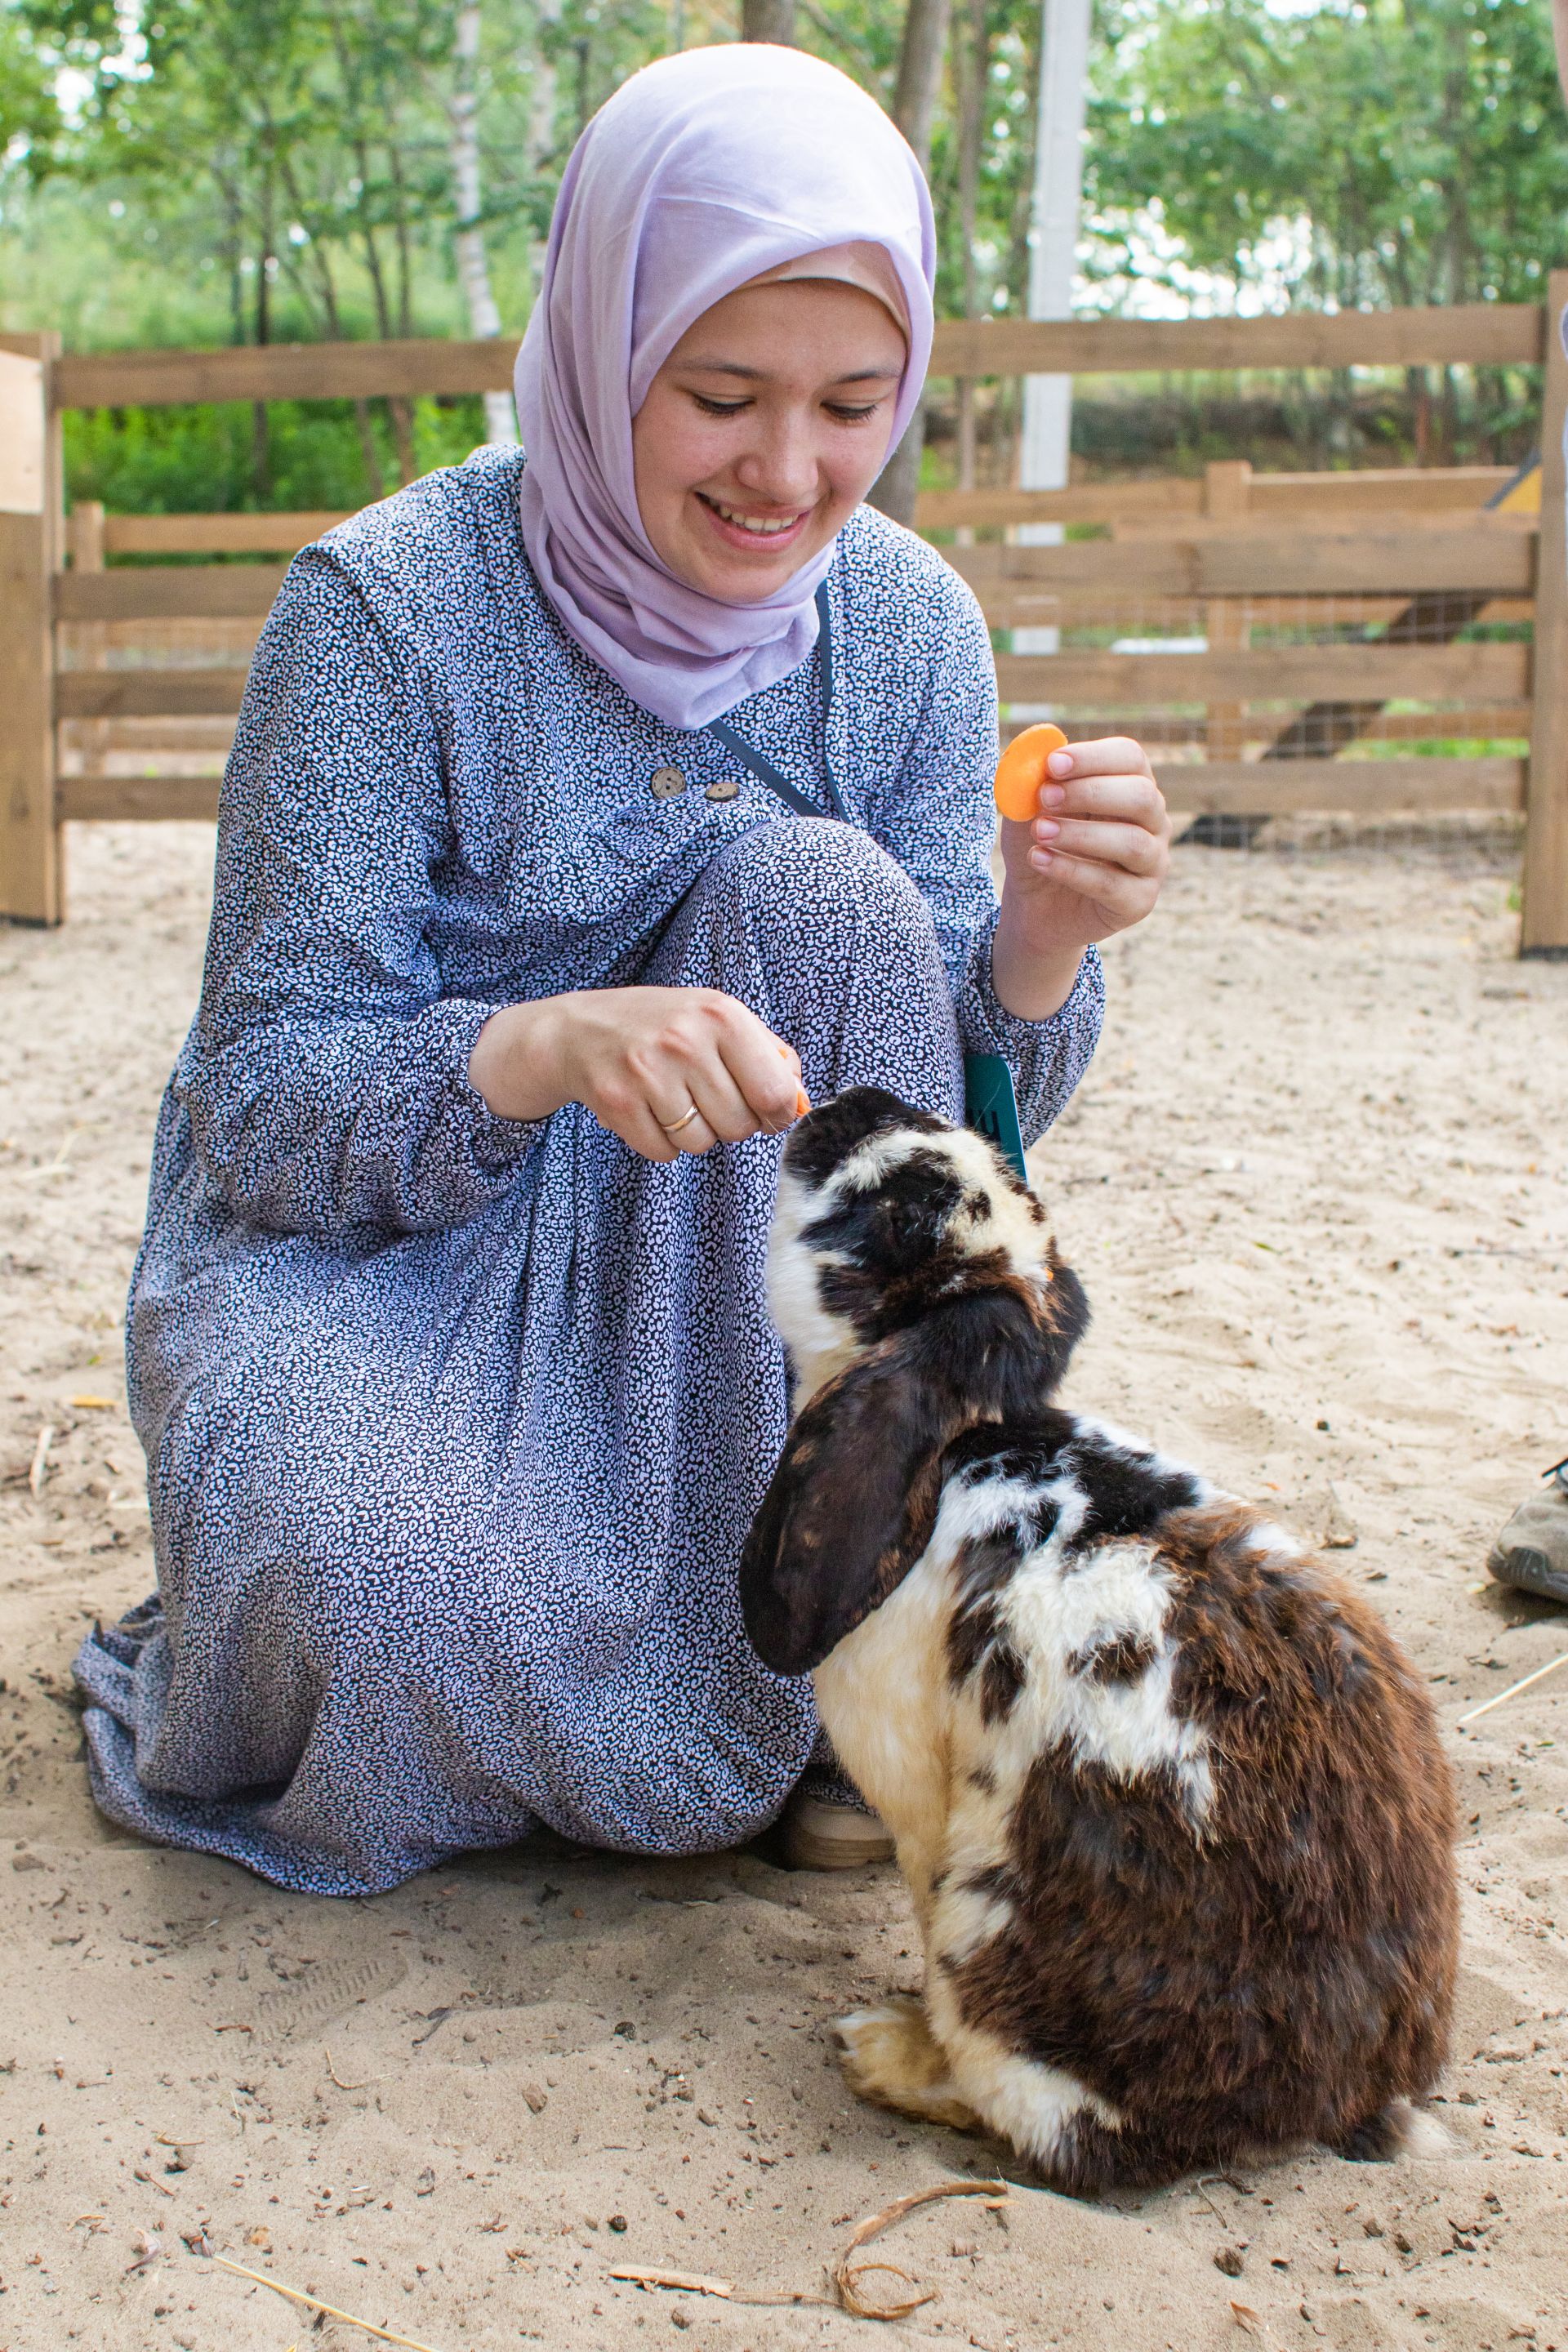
[706,581,850,825]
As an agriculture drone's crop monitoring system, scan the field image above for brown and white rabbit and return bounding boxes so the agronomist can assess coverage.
[739,1086,1458,2196]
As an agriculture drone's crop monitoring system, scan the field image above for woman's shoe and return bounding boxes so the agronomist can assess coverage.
[782,1793,894,1869]
[1487,1459,1568,1606]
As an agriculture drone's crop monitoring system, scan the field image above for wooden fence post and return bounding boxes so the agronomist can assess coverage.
[1204,460,1252,760]
[1523,270,1568,956]
[0,334,61,924]
[65,500,109,791]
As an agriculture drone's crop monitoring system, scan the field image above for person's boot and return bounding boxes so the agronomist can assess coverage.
[782,1792,895,1869]
[1487,1459,1568,1606]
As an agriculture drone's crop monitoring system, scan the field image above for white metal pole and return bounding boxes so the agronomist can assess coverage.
[1014,0,1091,670]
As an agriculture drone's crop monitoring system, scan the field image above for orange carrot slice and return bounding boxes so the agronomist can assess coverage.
[993,723,1068,823]
[777,1041,811,1120]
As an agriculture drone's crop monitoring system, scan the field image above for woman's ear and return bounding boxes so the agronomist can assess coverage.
[739,1332,951,1677]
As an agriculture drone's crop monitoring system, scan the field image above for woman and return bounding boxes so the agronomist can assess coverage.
[74,44,1170,1896]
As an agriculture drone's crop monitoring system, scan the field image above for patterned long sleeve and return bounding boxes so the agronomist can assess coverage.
[175,550,545,1239]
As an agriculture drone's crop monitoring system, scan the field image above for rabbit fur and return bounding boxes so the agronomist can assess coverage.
[739,1086,1458,2196]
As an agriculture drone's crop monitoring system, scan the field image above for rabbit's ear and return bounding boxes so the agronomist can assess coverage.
[740,1332,951,1677]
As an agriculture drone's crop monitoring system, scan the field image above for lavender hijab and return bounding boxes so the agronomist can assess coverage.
[512,45,936,732]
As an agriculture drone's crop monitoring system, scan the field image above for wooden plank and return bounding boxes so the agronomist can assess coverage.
[948,529,1536,597]
[55,668,249,719]
[974,591,1537,631]
[930,305,1545,379]
[55,565,290,621]
[0,353,45,514]
[920,466,1517,533]
[1111,507,1537,544]
[1203,462,1251,761]
[56,774,223,823]
[54,336,517,410]
[1159,757,1526,815]
[1522,270,1568,952]
[915,479,1202,530]
[103,510,356,555]
[0,349,59,921]
[995,642,1530,704]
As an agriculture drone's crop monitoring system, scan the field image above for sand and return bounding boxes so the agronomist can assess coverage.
[2,821,1566,2352]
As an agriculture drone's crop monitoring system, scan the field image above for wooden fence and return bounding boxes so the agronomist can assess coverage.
[3,289,1567,951]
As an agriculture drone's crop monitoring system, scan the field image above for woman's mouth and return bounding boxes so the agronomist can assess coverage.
[695,492,812,554]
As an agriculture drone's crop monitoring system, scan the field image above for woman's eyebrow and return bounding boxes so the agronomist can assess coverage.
[676,359,902,383]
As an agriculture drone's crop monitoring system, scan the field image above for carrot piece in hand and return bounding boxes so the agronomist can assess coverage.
[993,723,1068,823]
[777,1040,811,1120]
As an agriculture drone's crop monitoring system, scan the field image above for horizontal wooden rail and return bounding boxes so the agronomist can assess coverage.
[1157,756,1526,814]
[43,306,1548,413]
[58,753,1521,826]
[74,462,1529,559]
[56,566,290,621]
[56,667,248,719]
[102,510,351,555]
[54,336,518,410]
[949,530,1536,599]
[994,642,1530,704]
[915,466,1521,533]
[56,774,222,822]
[1000,706,1533,747]
[929,305,1545,378]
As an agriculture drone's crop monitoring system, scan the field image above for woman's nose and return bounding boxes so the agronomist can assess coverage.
[731,416,822,507]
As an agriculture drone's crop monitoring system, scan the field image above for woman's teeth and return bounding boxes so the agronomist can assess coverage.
[706,498,802,537]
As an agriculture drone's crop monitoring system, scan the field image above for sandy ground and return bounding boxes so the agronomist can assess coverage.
[2,822,1566,2352]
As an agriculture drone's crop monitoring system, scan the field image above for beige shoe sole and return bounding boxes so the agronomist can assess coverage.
[783,1795,895,1870]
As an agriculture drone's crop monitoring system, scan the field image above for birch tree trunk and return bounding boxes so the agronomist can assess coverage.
[451,2,518,444]
[867,0,952,527]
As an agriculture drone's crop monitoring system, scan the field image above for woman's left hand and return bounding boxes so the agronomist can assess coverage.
[991,736,1171,1021]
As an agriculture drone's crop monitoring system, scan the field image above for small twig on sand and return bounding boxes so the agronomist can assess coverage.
[612,2180,1009,2324]
[1458,1650,1568,1729]
[204,2253,446,2351]
[325,2047,376,2091]
[28,1425,55,1498]
[611,2266,733,2299]
[833,2180,1009,2321]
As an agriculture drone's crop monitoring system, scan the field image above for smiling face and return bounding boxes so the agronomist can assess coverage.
[630,278,906,604]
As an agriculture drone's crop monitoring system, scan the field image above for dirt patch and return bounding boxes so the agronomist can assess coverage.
[2,823,1565,2350]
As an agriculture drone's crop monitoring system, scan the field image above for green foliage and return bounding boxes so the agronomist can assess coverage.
[7,0,1568,506]
[1085,0,1568,309]
[65,394,492,514]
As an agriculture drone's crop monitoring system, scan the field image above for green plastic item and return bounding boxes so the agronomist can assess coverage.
[964,1053,1029,1186]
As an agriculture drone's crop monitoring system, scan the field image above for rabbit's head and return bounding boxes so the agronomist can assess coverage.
[742,1087,1088,1674]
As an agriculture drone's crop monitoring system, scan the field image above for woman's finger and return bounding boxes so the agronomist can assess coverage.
[682,1058,761,1145]
[714,1018,807,1134]
[1030,848,1161,921]
[1031,817,1167,876]
[1032,770,1169,828]
[1045,736,1154,780]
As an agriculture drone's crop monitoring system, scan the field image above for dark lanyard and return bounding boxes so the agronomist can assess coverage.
[706,581,850,824]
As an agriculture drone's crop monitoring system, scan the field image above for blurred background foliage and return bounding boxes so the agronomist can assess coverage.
[2,0,1566,506]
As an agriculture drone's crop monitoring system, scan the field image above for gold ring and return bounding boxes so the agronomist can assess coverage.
[659,1104,702,1136]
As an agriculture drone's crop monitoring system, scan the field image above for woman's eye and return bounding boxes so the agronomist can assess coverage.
[691,394,751,417]
[825,401,884,424]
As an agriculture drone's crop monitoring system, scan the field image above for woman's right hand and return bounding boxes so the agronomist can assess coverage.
[469,987,804,1162]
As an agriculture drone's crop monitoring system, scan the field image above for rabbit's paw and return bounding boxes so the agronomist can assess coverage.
[832,1997,981,2132]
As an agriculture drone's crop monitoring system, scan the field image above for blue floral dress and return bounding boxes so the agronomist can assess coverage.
[74,446,1104,1895]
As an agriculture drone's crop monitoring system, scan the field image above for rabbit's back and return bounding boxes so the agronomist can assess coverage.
[921,1414,1458,2188]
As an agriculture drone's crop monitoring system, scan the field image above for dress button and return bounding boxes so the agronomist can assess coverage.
[705,777,740,803]
[650,764,687,800]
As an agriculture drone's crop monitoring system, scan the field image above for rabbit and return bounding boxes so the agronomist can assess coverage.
[739,1085,1458,2197]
